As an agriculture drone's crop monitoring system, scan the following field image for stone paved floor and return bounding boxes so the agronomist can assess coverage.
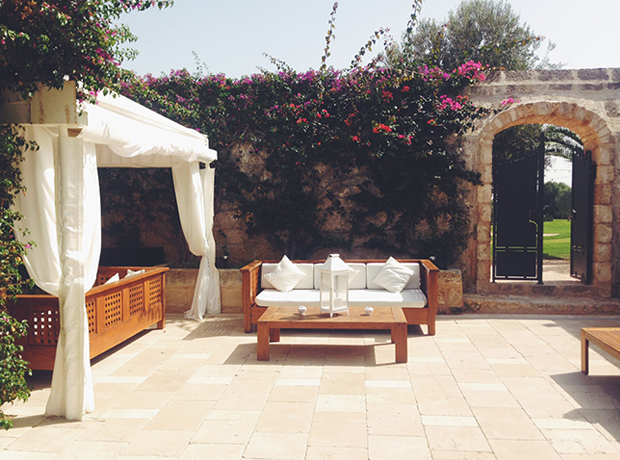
[3,313,620,459]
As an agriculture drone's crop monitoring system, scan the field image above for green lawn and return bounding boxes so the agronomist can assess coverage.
[543,219,570,260]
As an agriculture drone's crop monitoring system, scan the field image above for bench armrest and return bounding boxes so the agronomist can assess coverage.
[241,260,263,332]
[419,259,439,315]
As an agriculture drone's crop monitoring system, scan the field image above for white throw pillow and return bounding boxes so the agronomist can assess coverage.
[104,273,120,285]
[125,268,146,278]
[264,255,305,292]
[372,257,414,293]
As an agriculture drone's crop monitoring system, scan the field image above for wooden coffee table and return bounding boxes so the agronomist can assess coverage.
[256,306,408,363]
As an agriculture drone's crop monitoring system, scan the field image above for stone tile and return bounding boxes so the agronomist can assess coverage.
[488,439,562,460]
[268,385,319,402]
[541,428,619,454]
[425,426,492,452]
[421,415,478,427]
[367,403,423,436]
[144,400,214,431]
[431,452,497,460]
[368,435,432,459]
[305,446,368,460]
[472,407,544,440]
[243,432,308,459]
[205,410,262,422]
[0,451,56,459]
[366,386,417,405]
[77,418,148,442]
[120,430,193,457]
[191,419,256,444]
[53,440,125,459]
[319,372,365,395]
[255,401,314,433]
[4,426,82,453]
[178,443,245,460]
[311,411,367,424]
[315,394,365,413]
[112,391,174,410]
[308,421,367,447]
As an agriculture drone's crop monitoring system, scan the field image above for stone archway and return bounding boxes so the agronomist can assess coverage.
[460,69,620,300]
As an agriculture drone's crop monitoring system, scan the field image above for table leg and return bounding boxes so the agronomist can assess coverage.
[270,328,280,342]
[257,323,270,361]
[393,323,408,363]
[581,331,589,375]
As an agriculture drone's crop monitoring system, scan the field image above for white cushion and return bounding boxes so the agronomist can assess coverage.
[262,262,314,290]
[370,257,414,293]
[104,273,120,285]
[313,262,366,289]
[367,262,420,290]
[349,289,427,308]
[262,256,305,292]
[256,289,321,307]
[255,288,426,309]
[125,268,145,278]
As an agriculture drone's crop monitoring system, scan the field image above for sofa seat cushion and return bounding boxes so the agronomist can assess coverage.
[255,288,427,309]
[256,289,321,307]
[349,289,426,308]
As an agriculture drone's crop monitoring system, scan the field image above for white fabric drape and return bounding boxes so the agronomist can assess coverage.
[172,162,221,320]
[8,87,218,421]
[14,126,101,420]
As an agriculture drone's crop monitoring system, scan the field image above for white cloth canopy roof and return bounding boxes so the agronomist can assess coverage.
[6,84,220,421]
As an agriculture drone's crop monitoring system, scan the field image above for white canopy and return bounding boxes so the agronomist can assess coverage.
[4,83,220,421]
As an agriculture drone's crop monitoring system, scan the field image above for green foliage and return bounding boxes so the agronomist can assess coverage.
[391,0,550,71]
[121,57,487,266]
[0,309,31,430]
[0,125,34,306]
[0,0,174,100]
[544,181,571,220]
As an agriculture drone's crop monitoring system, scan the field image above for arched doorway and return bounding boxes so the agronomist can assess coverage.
[462,101,616,298]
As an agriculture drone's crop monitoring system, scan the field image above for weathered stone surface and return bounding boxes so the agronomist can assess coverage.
[578,68,609,81]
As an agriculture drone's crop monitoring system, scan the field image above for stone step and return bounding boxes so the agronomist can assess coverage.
[460,294,620,316]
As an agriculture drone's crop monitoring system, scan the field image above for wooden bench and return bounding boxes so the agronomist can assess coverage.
[241,258,439,335]
[7,266,168,370]
[581,327,620,375]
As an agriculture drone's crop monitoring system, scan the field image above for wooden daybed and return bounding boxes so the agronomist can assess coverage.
[7,266,168,370]
[241,258,439,335]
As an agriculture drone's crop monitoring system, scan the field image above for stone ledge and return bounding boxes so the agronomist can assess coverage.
[461,294,620,315]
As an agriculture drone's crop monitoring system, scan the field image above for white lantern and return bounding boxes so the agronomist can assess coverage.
[319,254,350,317]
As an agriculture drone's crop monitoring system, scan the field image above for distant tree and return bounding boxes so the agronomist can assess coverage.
[389,0,562,71]
[544,181,571,220]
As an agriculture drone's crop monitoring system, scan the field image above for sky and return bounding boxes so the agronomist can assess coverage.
[119,0,619,185]
[120,0,620,78]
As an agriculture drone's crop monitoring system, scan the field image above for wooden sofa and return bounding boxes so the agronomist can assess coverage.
[241,258,439,335]
[7,266,168,370]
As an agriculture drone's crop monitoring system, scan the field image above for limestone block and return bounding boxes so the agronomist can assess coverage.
[594,243,612,263]
[595,224,613,244]
[594,184,612,205]
[578,69,609,81]
[596,165,614,183]
[438,269,464,313]
[594,262,612,283]
[594,205,613,224]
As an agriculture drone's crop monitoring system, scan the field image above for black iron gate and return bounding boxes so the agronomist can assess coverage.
[492,139,545,283]
[570,150,595,283]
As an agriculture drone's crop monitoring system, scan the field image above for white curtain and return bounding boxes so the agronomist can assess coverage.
[172,161,221,320]
[14,126,101,420]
